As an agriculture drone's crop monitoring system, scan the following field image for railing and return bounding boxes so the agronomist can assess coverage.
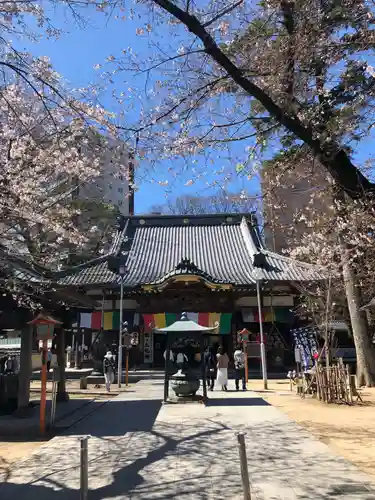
[0,338,21,346]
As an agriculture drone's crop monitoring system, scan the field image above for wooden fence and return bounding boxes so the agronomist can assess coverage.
[301,360,362,404]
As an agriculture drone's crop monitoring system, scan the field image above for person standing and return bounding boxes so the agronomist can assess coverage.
[204,346,216,391]
[234,344,247,391]
[47,349,52,372]
[176,351,188,369]
[163,348,174,363]
[216,347,229,391]
[103,351,116,392]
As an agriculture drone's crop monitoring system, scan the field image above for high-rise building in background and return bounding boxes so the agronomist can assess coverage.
[77,134,133,216]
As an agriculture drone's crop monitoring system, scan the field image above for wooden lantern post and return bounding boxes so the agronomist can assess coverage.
[28,313,61,435]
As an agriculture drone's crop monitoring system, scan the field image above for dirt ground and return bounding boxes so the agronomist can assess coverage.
[248,379,375,479]
[0,379,125,473]
[0,441,45,479]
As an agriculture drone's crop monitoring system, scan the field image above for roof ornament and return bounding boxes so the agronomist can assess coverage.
[175,258,199,273]
[116,215,126,232]
[253,253,268,269]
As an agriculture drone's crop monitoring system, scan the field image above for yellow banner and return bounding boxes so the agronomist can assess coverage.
[103,312,113,331]
[208,312,220,329]
[154,313,166,328]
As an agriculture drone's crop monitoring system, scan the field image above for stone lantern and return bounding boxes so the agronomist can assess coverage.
[155,312,216,402]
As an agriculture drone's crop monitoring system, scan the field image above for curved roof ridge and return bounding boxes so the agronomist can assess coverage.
[262,249,326,271]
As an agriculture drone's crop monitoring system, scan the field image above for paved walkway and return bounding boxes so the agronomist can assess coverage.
[1,380,375,499]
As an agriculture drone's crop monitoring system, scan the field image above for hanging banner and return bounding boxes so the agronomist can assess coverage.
[79,311,137,331]
[142,313,232,334]
[242,308,293,324]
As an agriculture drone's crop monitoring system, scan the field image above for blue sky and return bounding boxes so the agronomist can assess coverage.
[13,6,256,213]
[13,5,375,214]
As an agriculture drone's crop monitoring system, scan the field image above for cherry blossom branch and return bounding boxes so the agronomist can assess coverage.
[203,0,244,28]
[149,0,375,200]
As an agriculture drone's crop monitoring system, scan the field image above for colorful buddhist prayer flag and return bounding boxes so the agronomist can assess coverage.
[208,312,220,328]
[79,311,138,331]
[198,312,209,326]
[186,312,199,322]
[142,314,154,333]
[154,313,166,328]
[141,312,232,334]
[91,311,102,330]
[220,313,232,334]
[165,313,177,326]
[242,308,255,322]
[80,313,92,329]
[242,308,293,324]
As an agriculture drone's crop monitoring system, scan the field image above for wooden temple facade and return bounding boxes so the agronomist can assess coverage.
[53,213,323,370]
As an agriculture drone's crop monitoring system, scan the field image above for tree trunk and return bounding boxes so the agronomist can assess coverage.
[341,240,375,386]
[56,328,69,402]
[16,325,33,414]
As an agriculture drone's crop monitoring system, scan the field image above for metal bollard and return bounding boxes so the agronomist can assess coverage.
[236,432,251,500]
[50,380,57,427]
[80,436,89,500]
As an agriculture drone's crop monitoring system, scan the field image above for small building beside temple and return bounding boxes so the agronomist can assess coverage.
[58,213,323,370]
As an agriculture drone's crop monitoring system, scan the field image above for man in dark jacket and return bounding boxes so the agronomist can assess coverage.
[204,346,216,391]
[234,344,246,391]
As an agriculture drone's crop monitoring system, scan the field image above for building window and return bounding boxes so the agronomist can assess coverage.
[118,187,123,193]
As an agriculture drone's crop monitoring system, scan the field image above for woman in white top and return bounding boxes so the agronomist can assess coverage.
[216,346,229,391]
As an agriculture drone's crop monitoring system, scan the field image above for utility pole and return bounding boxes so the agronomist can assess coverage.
[256,279,268,390]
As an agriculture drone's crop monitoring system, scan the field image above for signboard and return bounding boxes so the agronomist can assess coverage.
[246,342,260,358]
[294,347,301,364]
[36,324,54,341]
[122,333,131,348]
[143,332,153,363]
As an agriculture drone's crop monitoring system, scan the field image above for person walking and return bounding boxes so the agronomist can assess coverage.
[234,344,247,391]
[216,347,229,391]
[103,351,116,392]
[204,346,216,391]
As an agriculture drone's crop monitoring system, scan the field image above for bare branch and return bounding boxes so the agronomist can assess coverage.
[150,0,375,200]
[203,0,244,28]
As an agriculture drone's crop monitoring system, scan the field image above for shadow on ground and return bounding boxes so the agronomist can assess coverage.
[206,396,270,407]
[2,393,375,499]
[0,399,230,499]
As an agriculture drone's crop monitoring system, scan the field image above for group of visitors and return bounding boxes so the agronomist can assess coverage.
[0,353,19,374]
[204,344,247,392]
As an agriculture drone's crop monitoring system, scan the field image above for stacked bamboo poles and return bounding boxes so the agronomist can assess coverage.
[311,360,357,404]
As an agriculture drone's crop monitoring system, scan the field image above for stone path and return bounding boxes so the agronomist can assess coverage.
[1,380,375,499]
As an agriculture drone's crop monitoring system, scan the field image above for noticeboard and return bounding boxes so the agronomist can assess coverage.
[246,342,260,358]
[36,324,54,341]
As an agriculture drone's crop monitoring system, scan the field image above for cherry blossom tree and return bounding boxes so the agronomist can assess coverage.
[0,84,129,269]
[104,0,375,385]
[262,148,375,385]
[111,0,375,203]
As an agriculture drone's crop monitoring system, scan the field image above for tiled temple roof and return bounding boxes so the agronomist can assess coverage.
[58,213,324,288]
